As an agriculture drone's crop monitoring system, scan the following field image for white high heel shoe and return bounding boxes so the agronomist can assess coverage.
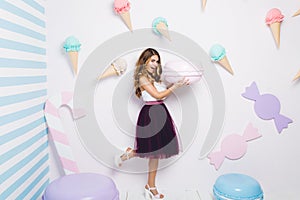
[144,184,164,200]
[114,148,133,167]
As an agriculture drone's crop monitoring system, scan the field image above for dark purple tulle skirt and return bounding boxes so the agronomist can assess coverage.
[135,102,179,159]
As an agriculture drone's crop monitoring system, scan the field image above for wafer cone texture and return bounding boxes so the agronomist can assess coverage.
[68,51,78,75]
[99,65,117,79]
[156,22,171,41]
[218,56,234,75]
[292,9,300,17]
[202,0,207,10]
[269,22,281,48]
[120,11,133,31]
[293,70,300,81]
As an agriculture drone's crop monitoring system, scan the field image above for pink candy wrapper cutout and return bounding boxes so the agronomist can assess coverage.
[207,123,261,170]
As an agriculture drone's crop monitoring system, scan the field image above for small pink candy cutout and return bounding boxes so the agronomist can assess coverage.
[207,123,262,170]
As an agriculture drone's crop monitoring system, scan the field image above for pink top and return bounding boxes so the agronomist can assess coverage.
[265,8,284,25]
[145,100,164,105]
[114,0,130,14]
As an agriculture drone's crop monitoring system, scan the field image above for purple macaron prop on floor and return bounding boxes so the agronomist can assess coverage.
[42,173,119,200]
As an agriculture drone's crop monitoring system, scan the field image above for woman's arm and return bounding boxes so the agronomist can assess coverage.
[139,76,189,100]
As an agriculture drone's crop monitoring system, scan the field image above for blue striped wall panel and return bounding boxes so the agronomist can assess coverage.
[0,0,49,199]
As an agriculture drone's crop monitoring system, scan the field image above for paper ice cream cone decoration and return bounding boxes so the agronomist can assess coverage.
[202,0,207,10]
[293,70,300,81]
[218,56,233,75]
[209,44,234,75]
[68,51,78,75]
[152,17,171,41]
[208,123,261,170]
[114,0,133,31]
[99,58,127,80]
[269,22,281,48]
[265,8,284,48]
[63,36,81,75]
[120,11,133,31]
[292,9,300,17]
[100,65,117,79]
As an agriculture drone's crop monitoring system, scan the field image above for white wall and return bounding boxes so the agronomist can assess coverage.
[47,0,300,199]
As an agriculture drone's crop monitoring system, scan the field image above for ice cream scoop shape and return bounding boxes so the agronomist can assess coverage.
[152,17,171,41]
[265,8,284,48]
[209,44,234,75]
[114,0,132,31]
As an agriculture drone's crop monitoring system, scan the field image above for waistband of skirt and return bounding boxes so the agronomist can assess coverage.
[145,100,164,105]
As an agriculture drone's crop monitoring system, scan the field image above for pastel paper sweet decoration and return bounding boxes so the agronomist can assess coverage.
[163,60,203,84]
[208,123,261,170]
[209,44,234,75]
[292,9,300,17]
[152,17,171,41]
[99,57,128,80]
[242,82,292,133]
[202,0,207,10]
[265,8,284,48]
[44,91,86,175]
[293,69,300,81]
[63,36,81,75]
[114,0,133,31]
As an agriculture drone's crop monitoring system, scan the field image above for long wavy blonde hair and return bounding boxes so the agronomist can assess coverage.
[134,48,162,98]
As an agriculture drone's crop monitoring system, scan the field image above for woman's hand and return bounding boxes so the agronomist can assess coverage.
[169,77,190,91]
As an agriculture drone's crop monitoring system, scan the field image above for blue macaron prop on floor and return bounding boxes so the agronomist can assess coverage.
[213,173,264,200]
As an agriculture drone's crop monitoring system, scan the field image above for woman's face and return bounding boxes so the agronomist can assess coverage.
[145,55,159,74]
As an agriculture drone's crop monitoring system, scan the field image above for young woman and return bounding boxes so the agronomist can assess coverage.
[115,48,189,199]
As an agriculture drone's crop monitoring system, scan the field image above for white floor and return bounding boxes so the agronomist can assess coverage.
[119,189,213,200]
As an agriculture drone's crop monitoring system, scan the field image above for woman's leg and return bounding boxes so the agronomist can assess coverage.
[146,158,164,198]
[120,147,135,162]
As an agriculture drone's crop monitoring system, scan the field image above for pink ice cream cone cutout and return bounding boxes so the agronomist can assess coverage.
[114,0,133,31]
[265,8,284,48]
[242,82,292,133]
[208,123,261,170]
